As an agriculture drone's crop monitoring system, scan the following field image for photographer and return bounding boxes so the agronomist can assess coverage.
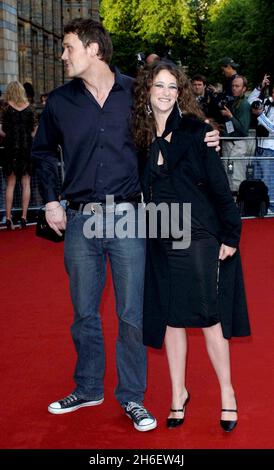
[248,75,274,211]
[221,75,251,193]
[219,57,239,97]
[191,74,219,120]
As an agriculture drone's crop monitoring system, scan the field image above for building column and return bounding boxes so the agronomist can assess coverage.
[0,0,18,92]
[91,0,99,20]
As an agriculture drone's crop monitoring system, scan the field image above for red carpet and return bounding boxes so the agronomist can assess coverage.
[0,220,273,449]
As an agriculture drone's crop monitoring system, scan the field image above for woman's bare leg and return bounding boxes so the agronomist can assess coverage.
[165,326,188,419]
[21,174,31,220]
[5,173,16,220]
[202,323,237,422]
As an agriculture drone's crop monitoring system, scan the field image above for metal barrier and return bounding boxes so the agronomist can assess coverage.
[0,137,274,224]
[220,135,274,216]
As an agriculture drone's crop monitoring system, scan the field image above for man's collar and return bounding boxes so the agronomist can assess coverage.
[110,66,128,90]
[76,66,127,92]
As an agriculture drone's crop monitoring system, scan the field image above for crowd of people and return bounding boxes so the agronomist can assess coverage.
[189,63,274,207]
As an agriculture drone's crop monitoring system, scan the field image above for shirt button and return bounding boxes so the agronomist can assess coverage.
[100,128,104,132]
[100,163,103,167]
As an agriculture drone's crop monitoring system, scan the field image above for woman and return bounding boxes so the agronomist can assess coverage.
[0,81,38,229]
[132,61,250,432]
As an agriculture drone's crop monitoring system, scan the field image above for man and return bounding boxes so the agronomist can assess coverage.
[146,53,160,65]
[248,75,274,212]
[32,18,219,432]
[220,75,251,193]
[191,74,217,119]
[219,57,239,97]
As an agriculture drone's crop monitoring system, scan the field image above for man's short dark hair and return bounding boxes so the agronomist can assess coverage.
[64,18,113,64]
[191,74,207,84]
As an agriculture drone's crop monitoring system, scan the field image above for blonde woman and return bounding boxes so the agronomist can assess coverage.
[0,81,38,229]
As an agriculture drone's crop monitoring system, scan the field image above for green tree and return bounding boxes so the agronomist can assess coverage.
[206,0,274,86]
[100,0,274,86]
[137,0,194,45]
[100,0,198,70]
[244,0,274,84]
[100,0,142,75]
[206,0,250,81]
[100,0,139,34]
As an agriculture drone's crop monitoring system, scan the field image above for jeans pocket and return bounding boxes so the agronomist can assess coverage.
[66,208,78,223]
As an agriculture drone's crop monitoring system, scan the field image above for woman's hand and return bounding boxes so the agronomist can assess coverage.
[219,243,237,260]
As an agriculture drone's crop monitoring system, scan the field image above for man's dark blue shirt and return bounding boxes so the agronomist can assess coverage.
[32,68,141,203]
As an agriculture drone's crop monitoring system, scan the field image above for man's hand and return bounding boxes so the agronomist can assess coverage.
[45,201,67,236]
[261,74,270,89]
[219,243,236,260]
[204,128,220,152]
[220,105,233,119]
[206,84,217,95]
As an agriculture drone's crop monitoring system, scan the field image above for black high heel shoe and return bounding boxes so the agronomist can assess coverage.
[19,217,27,229]
[220,408,238,432]
[167,392,190,428]
[6,219,14,230]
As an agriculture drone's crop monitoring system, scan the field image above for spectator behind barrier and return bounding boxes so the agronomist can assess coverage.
[0,81,38,229]
[220,75,251,193]
[248,75,274,212]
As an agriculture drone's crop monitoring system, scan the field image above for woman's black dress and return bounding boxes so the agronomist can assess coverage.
[149,138,220,328]
[1,104,37,177]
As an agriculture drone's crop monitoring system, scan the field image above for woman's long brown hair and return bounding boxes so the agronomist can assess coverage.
[132,61,205,150]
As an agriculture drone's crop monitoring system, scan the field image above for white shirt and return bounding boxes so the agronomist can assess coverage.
[248,88,274,150]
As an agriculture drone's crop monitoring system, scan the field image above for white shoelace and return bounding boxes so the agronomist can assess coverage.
[126,402,151,421]
[62,393,78,405]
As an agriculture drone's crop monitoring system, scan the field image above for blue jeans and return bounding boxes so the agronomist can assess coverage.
[64,205,147,405]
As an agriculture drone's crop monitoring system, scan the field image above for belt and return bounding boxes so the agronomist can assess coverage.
[67,194,142,213]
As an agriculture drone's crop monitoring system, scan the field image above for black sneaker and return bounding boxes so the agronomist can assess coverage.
[48,392,104,414]
[124,402,157,432]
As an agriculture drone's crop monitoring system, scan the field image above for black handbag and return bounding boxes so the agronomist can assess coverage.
[36,208,65,242]
[237,179,269,217]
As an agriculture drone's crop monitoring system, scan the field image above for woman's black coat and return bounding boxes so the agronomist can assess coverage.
[140,108,251,349]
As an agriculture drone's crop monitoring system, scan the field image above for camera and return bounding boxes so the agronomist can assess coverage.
[264,96,274,107]
[205,86,217,98]
[251,99,264,110]
[136,52,145,68]
[217,95,235,110]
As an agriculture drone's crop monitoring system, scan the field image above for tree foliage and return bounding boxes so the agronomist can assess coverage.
[100,0,140,34]
[137,0,194,45]
[100,0,274,87]
[206,0,274,85]
[100,0,196,68]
